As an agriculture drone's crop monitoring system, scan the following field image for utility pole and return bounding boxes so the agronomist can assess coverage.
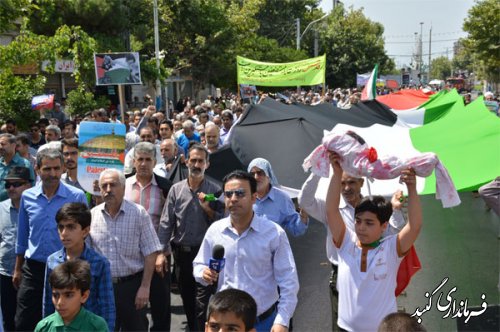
[153,0,162,110]
[428,25,432,79]
[296,18,300,50]
[419,22,424,82]
[314,30,319,57]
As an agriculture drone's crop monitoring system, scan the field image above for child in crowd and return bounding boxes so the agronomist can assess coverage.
[35,259,108,331]
[378,312,427,332]
[43,203,115,331]
[326,152,422,331]
[205,289,257,332]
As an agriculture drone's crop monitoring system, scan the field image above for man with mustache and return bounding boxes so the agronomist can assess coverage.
[124,127,164,175]
[60,138,84,192]
[154,139,182,179]
[14,148,87,331]
[89,169,162,331]
[158,143,225,331]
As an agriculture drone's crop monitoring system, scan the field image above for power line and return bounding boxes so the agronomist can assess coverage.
[385,38,461,44]
[387,50,451,57]
[385,31,463,39]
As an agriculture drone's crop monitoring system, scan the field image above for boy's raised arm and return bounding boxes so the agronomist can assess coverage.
[397,168,423,255]
[326,152,346,248]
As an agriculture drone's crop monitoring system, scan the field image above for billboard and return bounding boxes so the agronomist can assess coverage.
[94,52,142,86]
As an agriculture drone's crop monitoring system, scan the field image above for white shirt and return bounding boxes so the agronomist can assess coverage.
[337,229,401,331]
[193,214,299,327]
[298,173,405,265]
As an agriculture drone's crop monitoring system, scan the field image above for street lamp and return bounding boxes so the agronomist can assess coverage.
[296,13,330,50]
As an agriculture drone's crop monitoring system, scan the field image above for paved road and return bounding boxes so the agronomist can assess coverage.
[168,192,499,332]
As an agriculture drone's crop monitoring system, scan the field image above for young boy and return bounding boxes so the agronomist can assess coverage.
[35,259,108,331]
[205,289,257,332]
[43,203,115,331]
[326,152,422,331]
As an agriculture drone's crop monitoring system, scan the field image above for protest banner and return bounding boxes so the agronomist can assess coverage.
[94,52,142,86]
[77,122,126,195]
[236,55,326,87]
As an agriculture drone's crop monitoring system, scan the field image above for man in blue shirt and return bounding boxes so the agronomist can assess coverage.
[14,148,87,331]
[176,120,200,154]
[0,167,32,331]
[0,133,35,201]
[248,158,309,237]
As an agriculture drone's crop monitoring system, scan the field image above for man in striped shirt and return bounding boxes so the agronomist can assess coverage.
[125,142,172,331]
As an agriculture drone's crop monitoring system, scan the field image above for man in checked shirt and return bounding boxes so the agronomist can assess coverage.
[88,168,162,331]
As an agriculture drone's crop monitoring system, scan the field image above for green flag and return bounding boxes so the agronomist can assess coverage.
[236,55,326,87]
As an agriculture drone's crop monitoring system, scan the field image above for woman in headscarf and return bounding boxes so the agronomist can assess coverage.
[247,158,308,237]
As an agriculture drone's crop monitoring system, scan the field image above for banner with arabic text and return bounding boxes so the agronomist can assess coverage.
[237,55,326,87]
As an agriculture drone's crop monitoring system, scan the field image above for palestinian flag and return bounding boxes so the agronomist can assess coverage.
[377,89,434,111]
[321,92,499,199]
[393,89,466,127]
[204,94,499,201]
[361,64,378,100]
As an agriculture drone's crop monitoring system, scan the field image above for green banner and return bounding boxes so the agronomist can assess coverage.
[236,55,326,87]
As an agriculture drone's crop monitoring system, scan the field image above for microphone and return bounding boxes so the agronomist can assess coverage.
[209,245,225,272]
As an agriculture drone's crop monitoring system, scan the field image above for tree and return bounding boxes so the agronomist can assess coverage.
[463,0,500,83]
[430,56,452,80]
[452,38,475,75]
[255,0,321,48]
[0,26,98,125]
[318,5,395,87]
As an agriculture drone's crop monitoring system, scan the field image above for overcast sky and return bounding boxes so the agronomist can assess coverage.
[319,0,476,68]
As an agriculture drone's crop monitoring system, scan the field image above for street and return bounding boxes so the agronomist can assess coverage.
[169,192,499,331]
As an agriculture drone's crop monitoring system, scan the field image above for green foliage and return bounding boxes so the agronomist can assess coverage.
[463,0,500,82]
[430,56,452,80]
[451,38,475,75]
[65,88,97,116]
[255,0,321,48]
[0,0,33,33]
[0,71,45,129]
[319,5,395,87]
[1,0,399,102]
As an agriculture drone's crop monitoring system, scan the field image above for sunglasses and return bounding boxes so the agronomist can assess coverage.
[224,189,246,198]
[5,181,27,189]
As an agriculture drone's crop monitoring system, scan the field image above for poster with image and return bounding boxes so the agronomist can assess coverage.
[77,121,126,195]
[94,52,142,85]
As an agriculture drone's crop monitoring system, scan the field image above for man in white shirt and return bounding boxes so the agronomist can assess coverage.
[193,170,298,332]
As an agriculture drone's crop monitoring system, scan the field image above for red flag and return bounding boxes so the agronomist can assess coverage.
[395,245,421,296]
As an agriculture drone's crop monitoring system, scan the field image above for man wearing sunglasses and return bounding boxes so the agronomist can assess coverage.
[0,133,35,202]
[158,143,224,332]
[0,167,32,330]
[193,170,299,332]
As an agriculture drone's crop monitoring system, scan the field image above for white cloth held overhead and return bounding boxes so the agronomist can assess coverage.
[302,130,460,208]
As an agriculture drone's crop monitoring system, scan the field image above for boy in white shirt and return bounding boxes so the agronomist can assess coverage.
[326,152,422,331]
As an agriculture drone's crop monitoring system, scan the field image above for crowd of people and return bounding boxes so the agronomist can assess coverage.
[0,87,497,332]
